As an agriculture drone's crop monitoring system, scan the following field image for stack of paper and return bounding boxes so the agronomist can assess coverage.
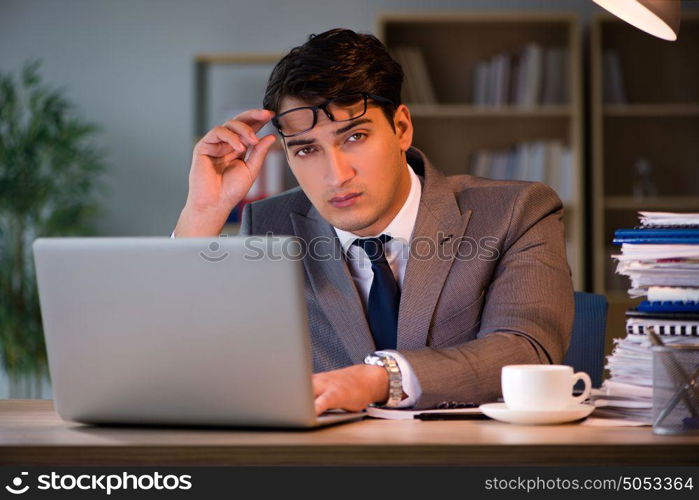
[591,334,697,424]
[614,214,699,299]
[593,212,699,424]
[591,336,653,424]
[639,211,699,227]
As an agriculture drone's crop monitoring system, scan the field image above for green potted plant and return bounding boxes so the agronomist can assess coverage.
[0,60,107,397]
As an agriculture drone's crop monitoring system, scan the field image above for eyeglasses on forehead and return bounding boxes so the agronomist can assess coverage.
[271,92,395,138]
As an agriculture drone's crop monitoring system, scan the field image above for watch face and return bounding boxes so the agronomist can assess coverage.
[364,354,383,365]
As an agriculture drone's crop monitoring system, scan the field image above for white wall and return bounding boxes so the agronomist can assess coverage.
[0,0,598,236]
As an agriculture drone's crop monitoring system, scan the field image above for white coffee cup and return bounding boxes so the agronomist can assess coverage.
[501,364,591,411]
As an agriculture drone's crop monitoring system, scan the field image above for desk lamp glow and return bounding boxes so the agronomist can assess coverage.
[592,0,681,41]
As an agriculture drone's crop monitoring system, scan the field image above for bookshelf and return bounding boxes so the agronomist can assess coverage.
[590,13,699,376]
[194,53,280,139]
[377,12,585,289]
[590,13,699,303]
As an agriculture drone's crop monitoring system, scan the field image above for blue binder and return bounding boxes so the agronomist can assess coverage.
[636,300,699,313]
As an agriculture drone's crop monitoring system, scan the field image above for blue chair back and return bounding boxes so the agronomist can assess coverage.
[563,291,608,388]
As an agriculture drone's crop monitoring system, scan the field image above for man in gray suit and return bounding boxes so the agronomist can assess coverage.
[174,29,574,413]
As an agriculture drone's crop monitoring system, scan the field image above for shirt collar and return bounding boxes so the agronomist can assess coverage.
[333,162,422,253]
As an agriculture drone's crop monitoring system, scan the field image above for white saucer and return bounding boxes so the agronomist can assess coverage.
[479,403,595,425]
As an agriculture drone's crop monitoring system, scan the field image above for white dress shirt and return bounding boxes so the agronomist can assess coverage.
[333,163,423,407]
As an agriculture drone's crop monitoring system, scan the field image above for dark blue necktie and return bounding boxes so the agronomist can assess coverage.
[352,234,400,350]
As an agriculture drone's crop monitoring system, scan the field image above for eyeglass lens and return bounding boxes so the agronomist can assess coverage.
[276,94,367,136]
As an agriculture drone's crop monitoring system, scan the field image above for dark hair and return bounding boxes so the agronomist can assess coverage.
[263,28,403,129]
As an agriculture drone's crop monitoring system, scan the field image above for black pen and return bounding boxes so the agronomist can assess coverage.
[414,412,490,421]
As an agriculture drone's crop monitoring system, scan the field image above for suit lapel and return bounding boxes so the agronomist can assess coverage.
[397,151,473,350]
[289,205,375,364]
[286,147,472,359]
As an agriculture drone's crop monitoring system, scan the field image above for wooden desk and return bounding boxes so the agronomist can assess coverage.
[1,400,698,466]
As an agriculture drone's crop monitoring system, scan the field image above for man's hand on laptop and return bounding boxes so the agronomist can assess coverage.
[312,364,389,415]
[174,109,277,237]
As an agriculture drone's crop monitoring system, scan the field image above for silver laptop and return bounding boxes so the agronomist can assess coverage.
[32,236,364,428]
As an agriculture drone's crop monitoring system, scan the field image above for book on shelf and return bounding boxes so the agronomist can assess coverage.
[602,49,627,105]
[393,47,418,104]
[469,140,574,203]
[493,52,511,106]
[473,61,489,106]
[517,43,543,107]
[391,45,436,104]
[227,147,287,223]
[542,47,569,106]
[472,43,568,108]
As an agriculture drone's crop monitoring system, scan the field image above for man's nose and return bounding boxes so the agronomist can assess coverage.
[324,148,355,187]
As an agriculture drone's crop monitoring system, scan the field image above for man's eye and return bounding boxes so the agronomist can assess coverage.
[295,146,315,157]
[347,132,366,142]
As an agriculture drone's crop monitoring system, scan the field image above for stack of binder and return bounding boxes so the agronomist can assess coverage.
[613,211,699,314]
[591,212,699,424]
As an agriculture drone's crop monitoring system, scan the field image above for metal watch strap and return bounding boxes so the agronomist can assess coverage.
[364,353,403,408]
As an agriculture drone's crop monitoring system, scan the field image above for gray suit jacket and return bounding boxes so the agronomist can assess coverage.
[240,146,574,408]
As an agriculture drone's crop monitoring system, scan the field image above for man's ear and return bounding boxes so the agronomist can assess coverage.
[392,104,413,153]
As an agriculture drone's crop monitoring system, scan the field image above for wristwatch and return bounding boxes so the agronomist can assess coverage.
[363,352,404,408]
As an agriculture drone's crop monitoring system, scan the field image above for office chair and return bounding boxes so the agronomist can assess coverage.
[563,291,609,388]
